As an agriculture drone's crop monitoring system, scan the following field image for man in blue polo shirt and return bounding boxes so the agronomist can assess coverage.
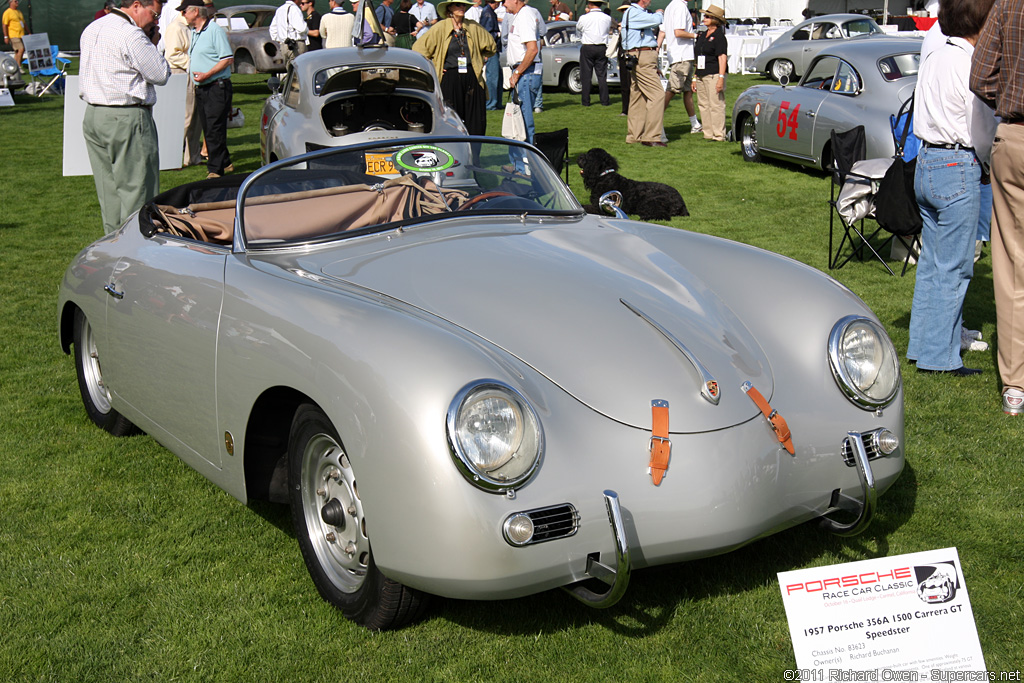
[183,0,234,178]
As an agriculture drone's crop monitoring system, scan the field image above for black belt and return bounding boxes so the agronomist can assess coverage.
[1005,118,1024,125]
[90,102,153,109]
[921,141,974,152]
[628,46,656,51]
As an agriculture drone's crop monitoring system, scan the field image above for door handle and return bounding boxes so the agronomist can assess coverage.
[104,284,124,300]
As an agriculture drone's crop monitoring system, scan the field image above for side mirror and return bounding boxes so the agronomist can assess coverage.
[779,74,790,87]
[267,75,281,93]
[599,191,628,219]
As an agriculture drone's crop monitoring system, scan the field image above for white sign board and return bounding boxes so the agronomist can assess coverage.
[0,88,13,107]
[778,548,989,681]
[62,74,188,176]
[22,32,52,72]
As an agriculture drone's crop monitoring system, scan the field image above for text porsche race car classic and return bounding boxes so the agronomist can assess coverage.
[58,137,905,630]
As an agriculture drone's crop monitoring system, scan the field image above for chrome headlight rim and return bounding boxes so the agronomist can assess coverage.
[828,315,901,410]
[446,380,544,493]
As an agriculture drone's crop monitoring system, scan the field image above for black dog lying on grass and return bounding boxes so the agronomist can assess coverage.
[576,148,689,221]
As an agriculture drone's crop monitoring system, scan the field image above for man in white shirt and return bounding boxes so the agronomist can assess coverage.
[465,0,483,23]
[660,0,700,133]
[520,0,545,111]
[80,0,171,235]
[575,0,611,106]
[409,0,437,39]
[505,0,540,145]
[269,0,308,64]
[319,0,354,47]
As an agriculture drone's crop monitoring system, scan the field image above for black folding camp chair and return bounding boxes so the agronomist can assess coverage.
[827,126,900,276]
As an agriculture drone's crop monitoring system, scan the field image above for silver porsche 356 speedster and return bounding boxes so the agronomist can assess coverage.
[58,137,905,630]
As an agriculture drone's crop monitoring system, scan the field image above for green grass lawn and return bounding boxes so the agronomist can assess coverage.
[0,69,1021,682]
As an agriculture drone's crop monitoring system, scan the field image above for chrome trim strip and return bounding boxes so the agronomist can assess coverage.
[621,299,721,405]
[563,490,632,609]
[820,431,878,537]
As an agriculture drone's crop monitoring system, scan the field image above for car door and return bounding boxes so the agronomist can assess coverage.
[759,56,838,163]
[103,235,228,468]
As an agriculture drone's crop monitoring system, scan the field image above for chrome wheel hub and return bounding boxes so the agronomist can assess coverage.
[301,434,368,592]
[80,317,112,414]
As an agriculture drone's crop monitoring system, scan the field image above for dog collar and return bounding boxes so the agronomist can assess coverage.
[600,168,616,177]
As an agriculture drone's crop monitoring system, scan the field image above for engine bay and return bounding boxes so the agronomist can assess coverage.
[321,94,434,137]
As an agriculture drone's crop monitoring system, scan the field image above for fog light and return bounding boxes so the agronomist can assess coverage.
[874,429,899,455]
[503,513,535,546]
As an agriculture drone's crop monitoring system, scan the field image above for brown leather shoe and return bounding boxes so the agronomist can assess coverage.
[642,141,668,147]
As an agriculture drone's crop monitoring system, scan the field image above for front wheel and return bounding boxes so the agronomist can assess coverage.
[563,65,582,94]
[288,404,428,630]
[770,59,794,82]
[739,115,761,163]
[73,308,136,436]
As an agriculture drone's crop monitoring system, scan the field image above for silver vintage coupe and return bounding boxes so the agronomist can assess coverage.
[732,38,920,170]
[58,136,905,630]
[260,46,468,164]
[753,13,885,82]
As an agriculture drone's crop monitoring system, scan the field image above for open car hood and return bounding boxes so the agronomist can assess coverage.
[319,222,770,432]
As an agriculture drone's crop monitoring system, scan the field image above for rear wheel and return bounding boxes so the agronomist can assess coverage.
[770,59,794,82]
[235,51,256,75]
[739,114,761,163]
[73,308,136,436]
[288,404,428,630]
[562,65,582,94]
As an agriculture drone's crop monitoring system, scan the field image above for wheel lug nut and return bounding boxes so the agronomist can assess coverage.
[344,542,356,555]
[347,505,357,517]
[317,487,326,497]
[325,532,336,542]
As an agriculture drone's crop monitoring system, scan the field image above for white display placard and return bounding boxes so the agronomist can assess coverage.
[778,548,992,681]
[0,88,13,107]
[62,73,187,176]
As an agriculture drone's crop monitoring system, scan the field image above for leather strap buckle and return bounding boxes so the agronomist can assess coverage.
[649,400,671,485]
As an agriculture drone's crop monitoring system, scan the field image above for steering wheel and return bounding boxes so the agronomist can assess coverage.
[457,191,516,210]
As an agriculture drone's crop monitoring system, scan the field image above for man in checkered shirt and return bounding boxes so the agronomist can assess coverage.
[80,0,171,235]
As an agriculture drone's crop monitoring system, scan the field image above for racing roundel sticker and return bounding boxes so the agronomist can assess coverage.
[393,145,456,172]
[754,102,761,116]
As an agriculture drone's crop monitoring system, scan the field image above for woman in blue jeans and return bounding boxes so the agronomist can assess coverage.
[906,0,997,376]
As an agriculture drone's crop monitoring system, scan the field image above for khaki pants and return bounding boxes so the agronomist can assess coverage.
[83,104,160,235]
[173,67,204,166]
[990,122,1024,391]
[693,74,726,141]
[625,49,664,144]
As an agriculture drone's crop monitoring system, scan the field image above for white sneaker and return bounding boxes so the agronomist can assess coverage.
[1003,388,1024,416]
[690,122,703,134]
[960,326,987,352]
[534,107,542,113]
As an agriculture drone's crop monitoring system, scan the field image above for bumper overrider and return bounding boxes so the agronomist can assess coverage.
[544,429,887,609]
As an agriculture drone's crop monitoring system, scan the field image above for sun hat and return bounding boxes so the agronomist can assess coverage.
[437,0,473,14]
[701,4,727,23]
[176,0,204,10]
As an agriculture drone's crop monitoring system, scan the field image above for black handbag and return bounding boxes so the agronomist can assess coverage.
[874,94,922,237]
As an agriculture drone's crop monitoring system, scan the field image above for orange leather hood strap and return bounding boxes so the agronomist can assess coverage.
[742,382,795,455]
[649,400,671,485]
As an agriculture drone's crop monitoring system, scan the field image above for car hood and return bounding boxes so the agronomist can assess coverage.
[318,221,770,432]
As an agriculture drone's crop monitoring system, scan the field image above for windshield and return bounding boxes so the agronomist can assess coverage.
[239,138,584,248]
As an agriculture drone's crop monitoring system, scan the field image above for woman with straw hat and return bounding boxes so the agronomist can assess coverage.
[692,3,728,141]
[415,0,497,135]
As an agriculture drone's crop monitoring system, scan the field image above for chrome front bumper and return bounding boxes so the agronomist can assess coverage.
[563,432,880,608]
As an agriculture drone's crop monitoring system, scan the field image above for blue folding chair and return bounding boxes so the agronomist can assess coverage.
[24,45,69,96]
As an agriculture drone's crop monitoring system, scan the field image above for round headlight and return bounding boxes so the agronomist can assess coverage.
[447,381,543,492]
[828,316,901,409]
[2,56,18,76]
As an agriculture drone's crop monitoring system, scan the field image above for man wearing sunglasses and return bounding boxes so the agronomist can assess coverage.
[79,0,171,235]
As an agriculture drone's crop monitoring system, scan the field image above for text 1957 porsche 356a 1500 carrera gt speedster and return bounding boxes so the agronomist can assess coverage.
[58,137,905,630]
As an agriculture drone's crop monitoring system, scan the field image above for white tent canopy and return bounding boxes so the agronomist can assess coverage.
[712,0,808,23]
